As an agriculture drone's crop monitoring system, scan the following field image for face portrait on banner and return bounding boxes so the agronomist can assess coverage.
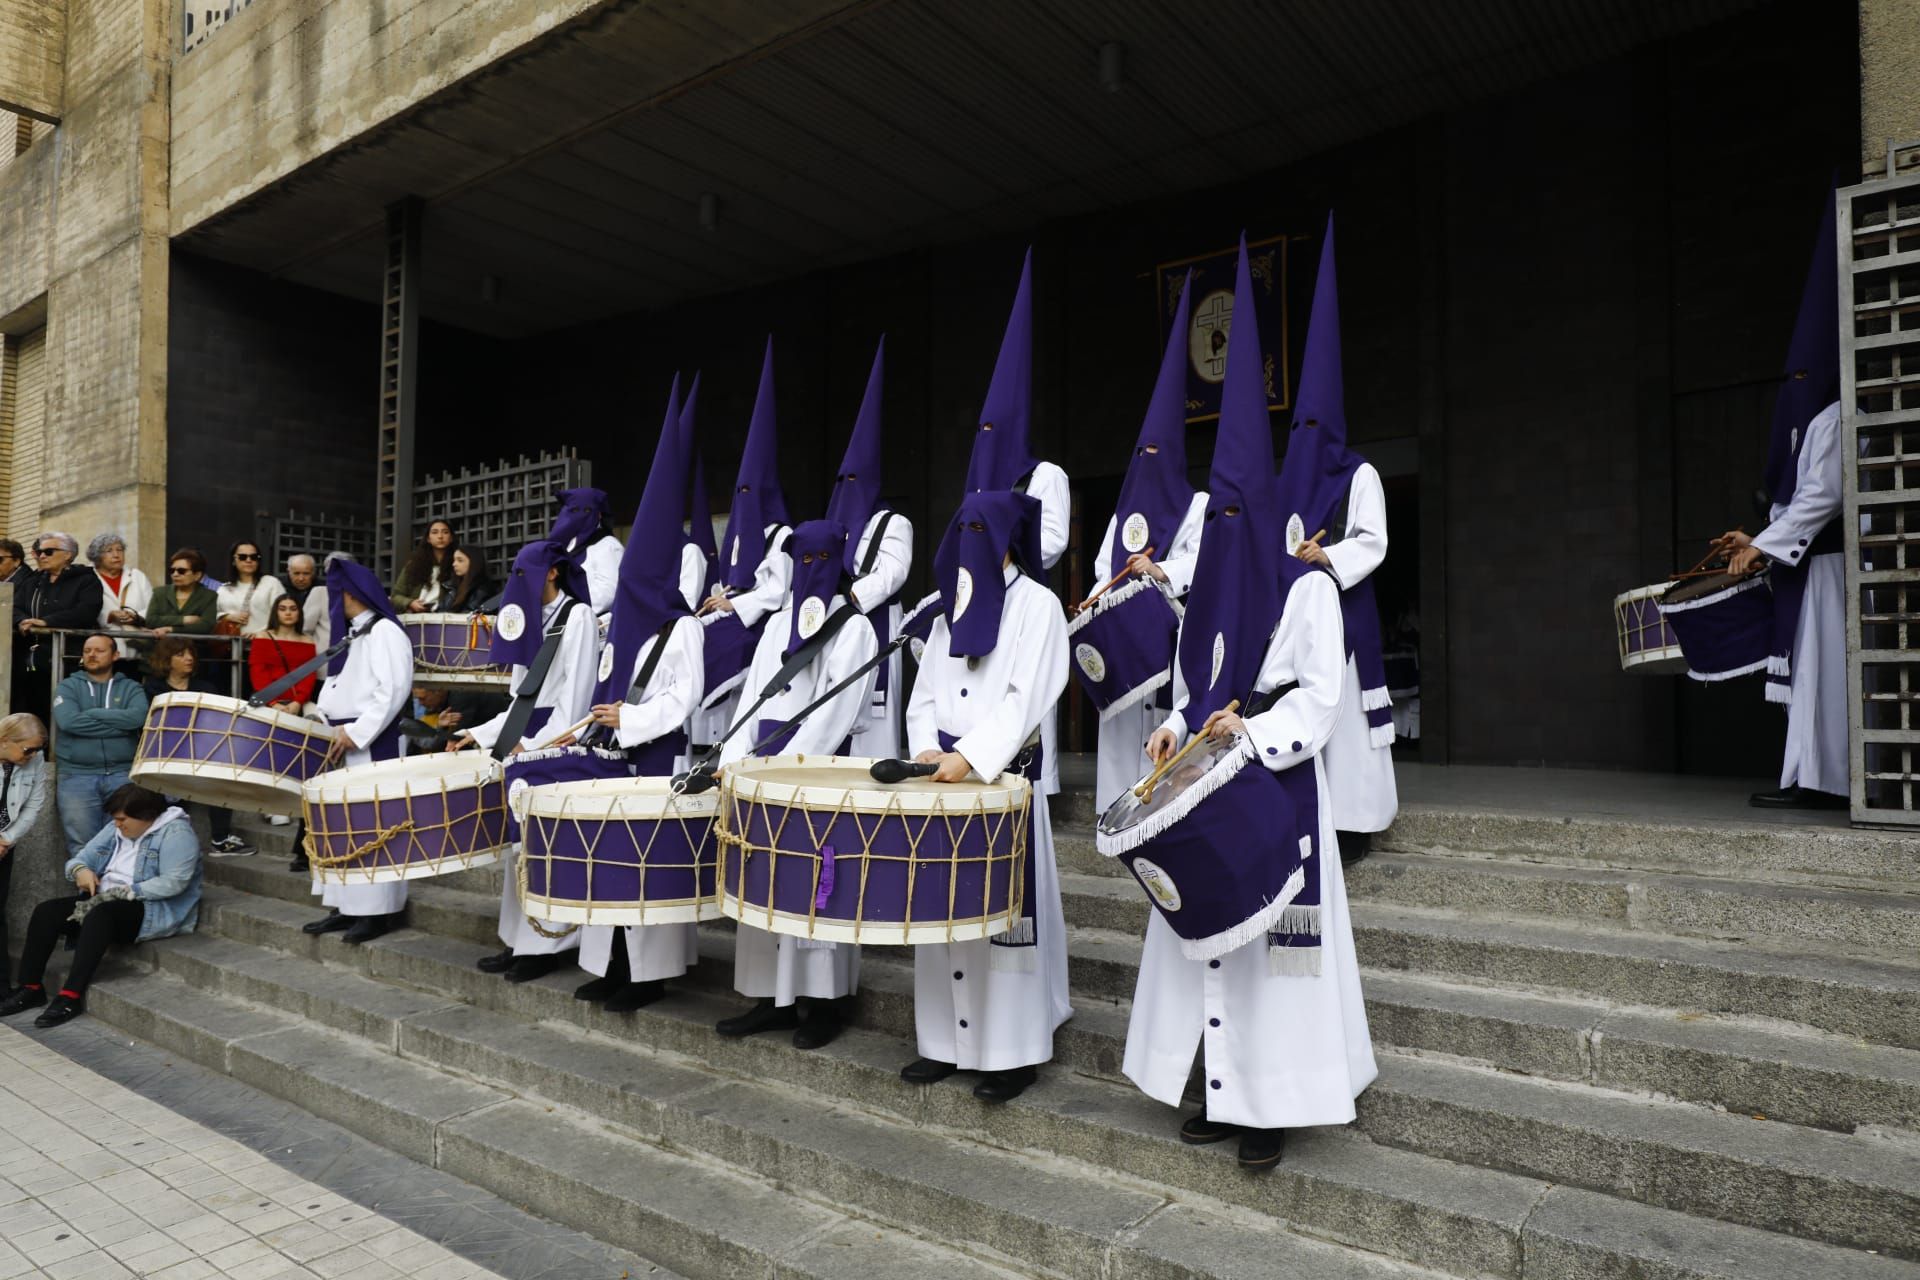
[1155,235,1291,425]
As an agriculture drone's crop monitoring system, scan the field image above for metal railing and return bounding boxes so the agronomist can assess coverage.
[28,627,253,758]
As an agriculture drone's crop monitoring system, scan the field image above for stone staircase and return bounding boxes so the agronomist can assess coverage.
[74,788,1920,1280]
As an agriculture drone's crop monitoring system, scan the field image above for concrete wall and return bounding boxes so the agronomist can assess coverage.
[1860,0,1920,174]
[0,0,65,123]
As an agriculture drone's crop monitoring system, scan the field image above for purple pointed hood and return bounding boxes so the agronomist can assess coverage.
[933,490,1044,659]
[326,557,401,676]
[721,338,788,591]
[593,376,696,702]
[782,520,853,659]
[1176,235,1302,733]
[1109,271,1196,577]
[1273,214,1365,551]
[490,539,589,669]
[825,337,887,573]
[1765,180,1841,506]
[964,250,1039,493]
[680,375,717,571]
[549,487,610,556]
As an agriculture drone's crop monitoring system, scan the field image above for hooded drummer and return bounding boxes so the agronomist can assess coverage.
[1277,216,1398,865]
[715,519,879,1050]
[302,557,415,944]
[903,490,1070,1104]
[566,383,707,1012]
[549,486,624,615]
[451,539,601,983]
[1123,237,1376,1172]
[1087,272,1209,812]
[825,338,913,760]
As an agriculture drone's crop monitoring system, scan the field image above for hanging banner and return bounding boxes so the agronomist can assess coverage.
[1155,235,1291,424]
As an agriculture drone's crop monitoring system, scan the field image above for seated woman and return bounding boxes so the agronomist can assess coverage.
[0,712,50,993]
[444,545,493,613]
[146,637,251,857]
[0,783,202,1028]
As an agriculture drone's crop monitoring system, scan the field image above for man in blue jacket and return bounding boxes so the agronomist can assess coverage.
[52,633,149,854]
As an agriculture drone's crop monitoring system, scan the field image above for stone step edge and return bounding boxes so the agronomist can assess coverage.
[84,961,1452,1280]
[175,893,1920,1266]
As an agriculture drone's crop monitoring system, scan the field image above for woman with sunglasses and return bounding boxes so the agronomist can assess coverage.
[0,712,50,995]
[146,549,219,636]
[216,541,284,637]
[9,533,105,724]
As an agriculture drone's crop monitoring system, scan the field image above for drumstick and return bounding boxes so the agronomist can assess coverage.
[695,588,739,618]
[532,712,599,751]
[1076,546,1156,612]
[1134,699,1240,802]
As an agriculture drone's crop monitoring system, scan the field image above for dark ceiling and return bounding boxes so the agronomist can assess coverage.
[175,0,1770,338]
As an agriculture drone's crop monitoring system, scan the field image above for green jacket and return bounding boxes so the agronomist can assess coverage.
[53,671,150,774]
[146,583,219,634]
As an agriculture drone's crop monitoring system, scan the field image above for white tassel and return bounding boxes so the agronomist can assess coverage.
[1268,947,1323,978]
[1273,903,1321,936]
[1360,684,1394,713]
[992,916,1035,945]
[1099,670,1172,719]
[1176,865,1307,962]
[1764,680,1792,706]
[1095,736,1256,858]
[1766,655,1792,678]
[1367,722,1397,749]
[1684,658,1769,684]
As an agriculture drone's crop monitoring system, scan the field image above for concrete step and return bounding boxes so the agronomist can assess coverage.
[110,901,1920,1280]
[179,884,1920,1263]
[81,968,1044,1280]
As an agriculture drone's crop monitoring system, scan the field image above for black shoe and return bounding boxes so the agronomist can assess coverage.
[505,954,564,985]
[1750,785,1847,810]
[1179,1113,1245,1145]
[574,974,624,1002]
[791,998,844,1051]
[1237,1127,1285,1170]
[341,915,394,945]
[289,852,310,874]
[603,981,666,1014]
[302,911,350,936]
[900,1057,958,1085]
[973,1065,1038,1104]
[0,987,47,1017]
[475,949,516,974]
[715,998,800,1038]
[33,997,80,1029]
[1337,830,1372,867]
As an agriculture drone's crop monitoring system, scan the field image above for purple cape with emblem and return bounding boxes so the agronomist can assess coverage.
[490,539,589,669]
[781,520,852,659]
[326,557,401,676]
[933,491,1043,659]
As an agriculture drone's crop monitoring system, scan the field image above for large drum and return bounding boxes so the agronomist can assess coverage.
[131,692,335,816]
[403,613,511,691]
[1068,578,1182,716]
[1096,731,1320,962]
[304,753,511,885]
[518,777,722,927]
[1612,583,1687,675]
[504,744,633,841]
[1657,570,1773,683]
[717,754,1031,946]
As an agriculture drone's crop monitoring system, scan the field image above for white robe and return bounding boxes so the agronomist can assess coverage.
[311,613,414,916]
[906,567,1071,1071]
[678,543,708,613]
[1124,569,1377,1129]
[583,535,624,614]
[1089,492,1208,814]
[467,595,601,956]
[847,508,913,762]
[578,615,706,982]
[1752,401,1847,797]
[1319,463,1399,833]
[1024,460,1071,797]
[723,597,878,1005]
[695,523,792,747]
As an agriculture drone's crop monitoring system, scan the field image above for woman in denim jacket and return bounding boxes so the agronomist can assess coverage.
[0,783,203,1028]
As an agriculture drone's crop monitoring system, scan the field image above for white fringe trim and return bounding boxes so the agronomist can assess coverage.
[1764,679,1792,705]
[1360,684,1393,713]
[991,917,1035,945]
[1368,722,1397,749]
[989,919,1038,973]
[1657,574,1768,615]
[700,666,750,709]
[1177,864,1306,962]
[1095,734,1256,857]
[1271,903,1321,936]
[1766,655,1792,678]
[900,590,942,632]
[1099,669,1172,720]
[1067,575,1182,635]
[795,937,838,951]
[1268,947,1323,977]
[1684,658,1769,683]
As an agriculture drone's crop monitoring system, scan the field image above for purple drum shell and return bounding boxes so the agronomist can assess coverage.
[403,614,509,674]
[131,694,332,816]
[1613,586,1685,675]
[1067,579,1180,716]
[701,611,760,707]
[720,786,1026,945]
[520,783,720,926]
[1657,574,1773,681]
[505,747,632,851]
[305,762,510,884]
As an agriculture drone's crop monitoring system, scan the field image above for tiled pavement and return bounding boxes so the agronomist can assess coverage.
[0,1019,665,1280]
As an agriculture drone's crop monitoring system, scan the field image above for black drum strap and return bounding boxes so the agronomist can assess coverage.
[493,599,581,760]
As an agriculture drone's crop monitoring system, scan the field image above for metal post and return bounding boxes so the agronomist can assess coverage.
[376,197,423,583]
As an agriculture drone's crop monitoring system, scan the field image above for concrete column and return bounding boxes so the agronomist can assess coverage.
[1860,0,1920,176]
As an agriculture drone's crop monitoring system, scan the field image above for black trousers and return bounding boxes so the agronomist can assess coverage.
[0,853,13,988]
[18,894,143,998]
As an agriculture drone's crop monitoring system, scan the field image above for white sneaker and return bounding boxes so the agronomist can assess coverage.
[265,814,292,827]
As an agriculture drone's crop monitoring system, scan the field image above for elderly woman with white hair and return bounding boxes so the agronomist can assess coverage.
[0,712,50,993]
[89,532,154,662]
[10,532,103,722]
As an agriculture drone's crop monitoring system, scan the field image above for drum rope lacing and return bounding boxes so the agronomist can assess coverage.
[514,782,716,932]
[132,694,334,804]
[305,767,509,881]
[306,819,417,869]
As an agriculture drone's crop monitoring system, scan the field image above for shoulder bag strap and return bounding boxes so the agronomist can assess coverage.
[491,599,581,759]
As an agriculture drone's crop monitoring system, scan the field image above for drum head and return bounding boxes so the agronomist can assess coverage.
[131,767,305,816]
[1098,731,1244,839]
[1661,570,1752,607]
[725,754,1027,814]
